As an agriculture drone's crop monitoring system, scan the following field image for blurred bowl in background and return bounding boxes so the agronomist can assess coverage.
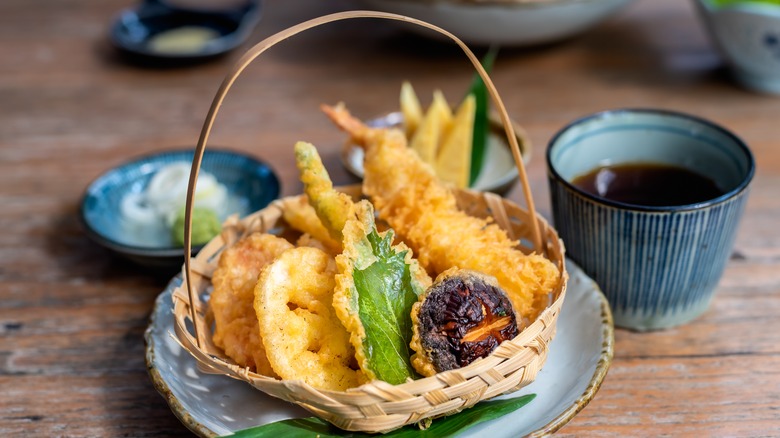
[696,0,780,94]
[110,0,262,64]
[80,149,279,270]
[353,0,635,46]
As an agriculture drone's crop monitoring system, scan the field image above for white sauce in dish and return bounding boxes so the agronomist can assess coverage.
[119,162,234,247]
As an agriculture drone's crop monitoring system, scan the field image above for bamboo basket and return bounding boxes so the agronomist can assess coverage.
[172,11,568,434]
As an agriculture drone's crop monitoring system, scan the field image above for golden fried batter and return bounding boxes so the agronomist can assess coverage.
[210,233,293,375]
[294,141,354,242]
[254,246,364,390]
[281,196,342,255]
[323,104,560,320]
[334,200,431,382]
[294,141,430,383]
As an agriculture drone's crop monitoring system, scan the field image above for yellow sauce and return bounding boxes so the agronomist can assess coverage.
[147,26,220,54]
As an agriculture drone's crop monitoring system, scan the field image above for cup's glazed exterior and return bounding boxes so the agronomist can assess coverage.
[547,109,754,330]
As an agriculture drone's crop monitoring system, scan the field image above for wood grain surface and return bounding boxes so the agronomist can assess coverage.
[1,0,779,436]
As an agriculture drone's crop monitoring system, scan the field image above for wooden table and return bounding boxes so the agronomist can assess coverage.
[2,0,778,436]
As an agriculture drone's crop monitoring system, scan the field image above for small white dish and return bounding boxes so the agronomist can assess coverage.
[341,112,531,194]
[353,0,635,46]
[145,260,613,437]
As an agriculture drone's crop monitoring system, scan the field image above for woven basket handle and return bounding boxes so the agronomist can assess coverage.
[182,10,541,345]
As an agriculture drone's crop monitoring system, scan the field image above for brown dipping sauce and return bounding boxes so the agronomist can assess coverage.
[571,162,724,206]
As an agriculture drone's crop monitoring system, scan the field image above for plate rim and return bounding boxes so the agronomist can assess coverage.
[144,261,614,437]
[527,266,614,437]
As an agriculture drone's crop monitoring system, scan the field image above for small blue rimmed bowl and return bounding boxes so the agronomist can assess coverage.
[696,0,780,94]
[546,109,754,330]
[80,148,280,270]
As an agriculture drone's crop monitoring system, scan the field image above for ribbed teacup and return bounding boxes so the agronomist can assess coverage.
[546,109,754,331]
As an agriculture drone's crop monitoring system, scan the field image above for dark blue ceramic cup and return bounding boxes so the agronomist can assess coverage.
[547,109,754,330]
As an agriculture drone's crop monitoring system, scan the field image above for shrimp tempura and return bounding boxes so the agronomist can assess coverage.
[322,104,560,320]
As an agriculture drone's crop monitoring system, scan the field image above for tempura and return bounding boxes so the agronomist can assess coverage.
[210,233,293,375]
[322,104,560,320]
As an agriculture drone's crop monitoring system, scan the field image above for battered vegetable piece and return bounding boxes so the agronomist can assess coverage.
[294,141,431,384]
[280,196,342,255]
[254,246,363,391]
[322,104,560,320]
[410,268,518,377]
[210,233,293,375]
[335,201,428,384]
[295,143,353,243]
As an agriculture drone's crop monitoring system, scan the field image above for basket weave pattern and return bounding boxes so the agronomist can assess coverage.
[171,11,567,433]
[172,186,567,433]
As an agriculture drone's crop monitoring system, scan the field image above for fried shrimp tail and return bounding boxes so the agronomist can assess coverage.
[322,103,560,321]
[321,103,374,149]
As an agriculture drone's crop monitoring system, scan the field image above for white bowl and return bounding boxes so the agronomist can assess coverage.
[696,0,780,94]
[353,0,635,46]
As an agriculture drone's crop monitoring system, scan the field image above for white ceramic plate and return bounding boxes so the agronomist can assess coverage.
[145,260,613,437]
[340,112,532,194]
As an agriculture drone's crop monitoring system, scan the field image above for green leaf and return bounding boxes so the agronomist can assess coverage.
[228,417,333,438]
[414,394,536,437]
[467,46,499,187]
[709,0,780,6]
[351,229,420,384]
[225,394,536,438]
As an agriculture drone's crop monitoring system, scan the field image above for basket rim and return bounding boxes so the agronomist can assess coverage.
[173,196,568,388]
[168,186,570,436]
[149,259,612,437]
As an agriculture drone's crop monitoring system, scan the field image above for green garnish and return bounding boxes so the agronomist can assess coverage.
[710,0,780,6]
[293,141,426,385]
[467,47,499,186]
[351,229,420,384]
[224,394,536,437]
[171,206,220,246]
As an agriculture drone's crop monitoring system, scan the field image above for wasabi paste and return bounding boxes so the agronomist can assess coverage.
[172,207,221,246]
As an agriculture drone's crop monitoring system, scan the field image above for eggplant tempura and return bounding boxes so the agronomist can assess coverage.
[322,104,560,320]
